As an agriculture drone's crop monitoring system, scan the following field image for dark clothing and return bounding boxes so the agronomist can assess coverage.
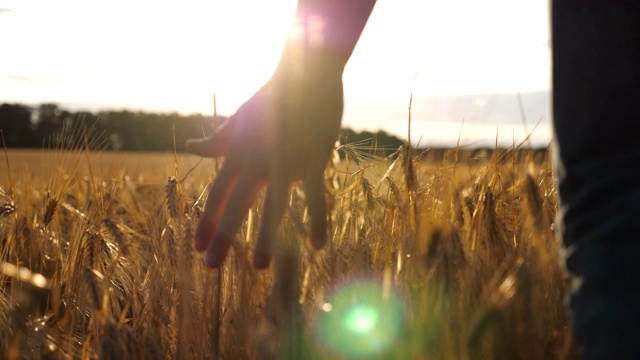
[552,2,640,358]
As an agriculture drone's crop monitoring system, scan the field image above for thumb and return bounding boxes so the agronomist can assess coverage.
[185,121,234,158]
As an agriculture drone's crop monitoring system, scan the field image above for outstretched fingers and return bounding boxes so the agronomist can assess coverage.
[304,172,328,250]
[253,180,289,269]
[206,172,265,268]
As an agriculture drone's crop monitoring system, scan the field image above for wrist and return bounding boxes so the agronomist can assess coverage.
[275,43,346,82]
[296,0,375,59]
[276,0,375,73]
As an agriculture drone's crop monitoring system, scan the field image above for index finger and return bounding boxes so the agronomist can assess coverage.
[195,160,240,251]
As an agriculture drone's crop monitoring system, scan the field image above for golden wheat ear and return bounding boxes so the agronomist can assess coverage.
[165,176,180,219]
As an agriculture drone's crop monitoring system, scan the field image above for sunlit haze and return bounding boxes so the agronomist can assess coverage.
[0,0,551,147]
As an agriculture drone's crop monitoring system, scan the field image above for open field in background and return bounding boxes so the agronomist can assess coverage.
[0,143,574,359]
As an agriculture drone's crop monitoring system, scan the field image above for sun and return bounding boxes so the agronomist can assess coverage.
[0,0,298,115]
[200,1,298,113]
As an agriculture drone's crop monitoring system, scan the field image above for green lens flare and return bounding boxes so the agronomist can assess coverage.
[345,306,378,334]
[316,281,404,358]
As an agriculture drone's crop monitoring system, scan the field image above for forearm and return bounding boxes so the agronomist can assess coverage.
[278,0,377,72]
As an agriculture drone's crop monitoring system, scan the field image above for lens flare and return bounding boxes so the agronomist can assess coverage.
[316,280,405,358]
[345,306,378,334]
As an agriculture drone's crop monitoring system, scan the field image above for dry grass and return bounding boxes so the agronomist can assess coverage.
[0,139,574,359]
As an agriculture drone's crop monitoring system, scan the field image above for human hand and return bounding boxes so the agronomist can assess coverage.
[186,66,343,269]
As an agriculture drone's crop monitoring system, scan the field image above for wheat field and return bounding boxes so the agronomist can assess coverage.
[0,138,575,359]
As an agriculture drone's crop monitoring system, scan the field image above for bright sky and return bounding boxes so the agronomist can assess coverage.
[0,0,551,146]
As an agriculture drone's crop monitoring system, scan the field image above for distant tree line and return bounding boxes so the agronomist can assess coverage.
[339,128,405,157]
[0,103,405,153]
[0,103,217,151]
